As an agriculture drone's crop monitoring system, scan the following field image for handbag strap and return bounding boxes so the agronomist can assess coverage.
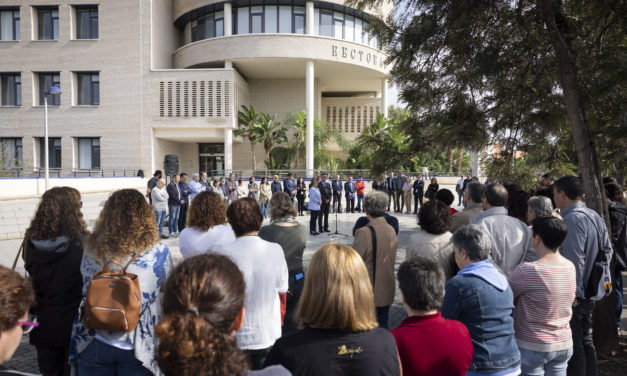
[367,226,377,289]
[572,208,607,263]
[12,240,25,271]
[101,252,141,273]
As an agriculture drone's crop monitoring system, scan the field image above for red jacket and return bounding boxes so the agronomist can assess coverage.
[356,181,366,195]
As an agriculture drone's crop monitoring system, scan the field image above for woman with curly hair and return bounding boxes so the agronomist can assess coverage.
[155,254,291,376]
[264,243,400,375]
[259,192,307,334]
[69,189,172,375]
[23,186,87,376]
[179,190,235,259]
[406,200,455,280]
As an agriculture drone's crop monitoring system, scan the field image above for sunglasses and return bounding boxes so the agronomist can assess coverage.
[17,315,39,334]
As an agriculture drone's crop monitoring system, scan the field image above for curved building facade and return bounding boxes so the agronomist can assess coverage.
[0,0,391,176]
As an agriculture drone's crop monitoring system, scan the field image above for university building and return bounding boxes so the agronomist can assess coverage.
[0,0,392,176]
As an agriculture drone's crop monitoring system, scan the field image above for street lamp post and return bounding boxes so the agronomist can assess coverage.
[44,86,61,192]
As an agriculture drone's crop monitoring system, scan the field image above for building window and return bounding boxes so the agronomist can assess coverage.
[319,10,332,37]
[1,138,22,169]
[76,6,98,39]
[0,8,20,41]
[293,7,305,34]
[76,72,99,105]
[191,11,224,41]
[38,73,61,106]
[39,137,62,169]
[37,7,59,40]
[265,6,277,33]
[78,138,100,169]
[0,73,21,106]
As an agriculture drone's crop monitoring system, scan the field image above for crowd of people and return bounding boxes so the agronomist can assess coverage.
[0,170,625,376]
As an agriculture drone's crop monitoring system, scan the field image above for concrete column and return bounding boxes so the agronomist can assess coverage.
[306,61,315,177]
[225,60,232,69]
[225,129,233,173]
[224,2,232,37]
[306,1,314,35]
[382,78,389,118]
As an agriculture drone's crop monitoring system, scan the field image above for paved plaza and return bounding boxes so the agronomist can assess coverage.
[1,187,626,373]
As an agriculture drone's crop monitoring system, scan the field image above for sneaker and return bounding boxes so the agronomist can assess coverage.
[174,232,180,238]
[160,234,168,239]
[169,233,175,238]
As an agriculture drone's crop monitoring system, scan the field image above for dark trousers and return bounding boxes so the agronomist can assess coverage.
[245,347,272,371]
[457,189,463,205]
[615,266,623,328]
[376,305,390,329]
[567,299,597,376]
[394,191,402,212]
[387,191,394,211]
[297,196,305,214]
[332,194,342,212]
[36,345,70,376]
[283,269,305,336]
[178,203,188,231]
[318,201,330,231]
[346,197,355,213]
[310,210,319,232]
[356,194,364,211]
[413,194,422,213]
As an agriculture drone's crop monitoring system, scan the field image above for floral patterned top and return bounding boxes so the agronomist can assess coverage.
[69,242,172,375]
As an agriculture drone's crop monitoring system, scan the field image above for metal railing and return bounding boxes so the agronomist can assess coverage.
[0,168,141,178]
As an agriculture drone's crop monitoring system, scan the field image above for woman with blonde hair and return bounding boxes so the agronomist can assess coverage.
[69,189,173,375]
[179,190,235,259]
[259,192,308,334]
[23,186,87,376]
[264,243,401,376]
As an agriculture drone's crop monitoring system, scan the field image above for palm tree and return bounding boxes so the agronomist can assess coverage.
[257,113,288,166]
[235,105,262,170]
[289,110,307,169]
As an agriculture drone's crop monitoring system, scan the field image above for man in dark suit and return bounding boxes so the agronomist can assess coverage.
[394,172,405,213]
[344,176,357,213]
[413,175,425,213]
[271,175,283,196]
[283,172,297,203]
[385,172,395,211]
[166,174,183,237]
[178,173,190,231]
[332,175,343,213]
[318,173,332,232]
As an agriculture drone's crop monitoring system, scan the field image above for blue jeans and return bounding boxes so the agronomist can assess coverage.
[77,340,148,376]
[168,205,180,234]
[376,305,390,329]
[309,210,319,232]
[357,194,364,211]
[615,266,623,329]
[520,347,573,376]
[567,300,596,376]
[155,210,166,235]
[261,201,269,217]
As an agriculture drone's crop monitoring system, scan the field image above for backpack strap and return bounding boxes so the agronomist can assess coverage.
[367,225,377,289]
[101,252,140,273]
[12,240,25,271]
[572,208,608,263]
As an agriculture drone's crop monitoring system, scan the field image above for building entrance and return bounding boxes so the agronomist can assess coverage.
[199,143,224,176]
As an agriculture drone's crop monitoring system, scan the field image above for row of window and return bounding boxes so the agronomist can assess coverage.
[0,72,99,107]
[191,6,379,49]
[0,5,98,41]
[1,137,100,170]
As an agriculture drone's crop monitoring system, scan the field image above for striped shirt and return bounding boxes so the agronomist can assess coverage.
[508,261,576,352]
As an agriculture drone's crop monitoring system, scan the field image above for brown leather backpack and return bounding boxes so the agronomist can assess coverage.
[84,253,142,332]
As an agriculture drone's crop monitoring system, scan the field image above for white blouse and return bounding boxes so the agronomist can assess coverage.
[179,224,236,259]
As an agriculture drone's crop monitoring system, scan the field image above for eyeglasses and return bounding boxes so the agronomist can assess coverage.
[17,315,39,334]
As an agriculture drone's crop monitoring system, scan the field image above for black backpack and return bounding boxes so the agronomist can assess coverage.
[609,202,627,271]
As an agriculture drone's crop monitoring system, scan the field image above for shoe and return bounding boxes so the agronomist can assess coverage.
[169,233,175,238]
[324,229,330,232]
[351,211,355,213]
[311,231,319,235]
[412,211,417,214]
[160,234,168,239]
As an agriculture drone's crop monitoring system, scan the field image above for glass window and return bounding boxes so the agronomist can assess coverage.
[38,7,59,40]
[265,6,277,33]
[279,6,291,34]
[215,11,224,37]
[1,73,21,106]
[251,6,263,33]
[345,15,354,41]
[293,7,305,34]
[362,21,369,44]
[333,12,344,39]
[237,8,249,35]
[77,72,99,105]
[0,9,20,41]
[38,73,61,106]
[320,10,332,37]
[355,18,362,44]
[314,9,319,35]
[1,138,22,169]
[76,6,98,39]
[39,138,62,169]
[78,138,100,169]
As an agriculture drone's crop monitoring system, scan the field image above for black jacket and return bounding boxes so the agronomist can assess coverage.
[609,202,627,270]
[413,179,425,196]
[24,235,85,347]
[319,181,333,201]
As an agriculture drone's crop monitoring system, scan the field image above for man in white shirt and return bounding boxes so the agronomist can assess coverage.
[188,173,205,202]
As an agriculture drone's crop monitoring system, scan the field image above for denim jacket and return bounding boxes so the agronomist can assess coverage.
[441,260,520,373]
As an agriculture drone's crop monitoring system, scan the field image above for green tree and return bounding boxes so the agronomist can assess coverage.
[235,105,262,170]
[257,113,288,166]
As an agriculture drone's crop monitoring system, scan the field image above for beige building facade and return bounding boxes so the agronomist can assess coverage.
[0,0,391,177]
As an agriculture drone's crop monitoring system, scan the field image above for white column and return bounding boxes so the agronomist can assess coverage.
[224,3,232,37]
[225,129,233,174]
[306,61,315,177]
[382,78,389,118]
[306,1,314,35]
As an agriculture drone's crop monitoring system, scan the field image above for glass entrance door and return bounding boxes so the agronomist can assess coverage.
[199,143,224,177]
